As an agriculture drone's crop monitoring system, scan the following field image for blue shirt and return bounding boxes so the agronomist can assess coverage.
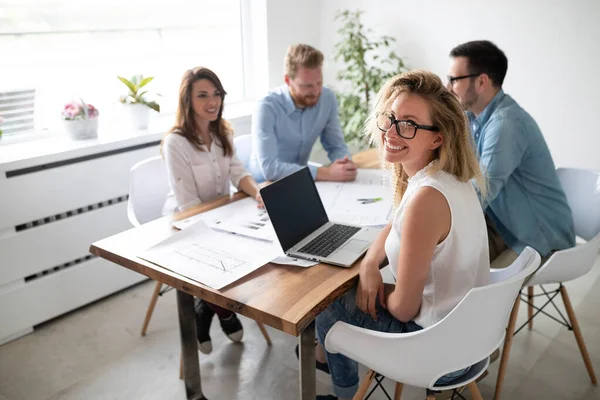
[470,90,575,257]
[249,85,351,181]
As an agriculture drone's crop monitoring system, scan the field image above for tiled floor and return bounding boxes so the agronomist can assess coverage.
[1,255,599,400]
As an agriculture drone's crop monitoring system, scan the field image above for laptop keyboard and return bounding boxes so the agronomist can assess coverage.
[298,224,361,258]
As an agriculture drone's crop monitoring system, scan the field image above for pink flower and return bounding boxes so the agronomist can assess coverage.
[62,100,99,120]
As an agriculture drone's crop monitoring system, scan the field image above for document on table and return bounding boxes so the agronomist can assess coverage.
[172,197,276,242]
[140,222,282,289]
[171,201,234,230]
[205,199,276,241]
[316,168,393,226]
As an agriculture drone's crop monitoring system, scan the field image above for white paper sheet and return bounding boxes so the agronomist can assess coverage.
[171,197,276,242]
[171,201,234,230]
[205,198,276,241]
[316,168,393,226]
[140,222,281,289]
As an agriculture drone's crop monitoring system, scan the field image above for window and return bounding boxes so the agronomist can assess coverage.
[0,0,245,139]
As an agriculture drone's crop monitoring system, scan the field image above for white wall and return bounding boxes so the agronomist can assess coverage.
[318,0,600,171]
[265,0,321,90]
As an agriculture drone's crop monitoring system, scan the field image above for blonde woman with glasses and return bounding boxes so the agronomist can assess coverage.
[314,70,490,400]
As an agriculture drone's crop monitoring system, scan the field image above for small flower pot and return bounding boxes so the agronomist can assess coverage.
[125,103,150,130]
[63,118,99,140]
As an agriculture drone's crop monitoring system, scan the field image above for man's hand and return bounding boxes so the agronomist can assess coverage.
[317,156,357,182]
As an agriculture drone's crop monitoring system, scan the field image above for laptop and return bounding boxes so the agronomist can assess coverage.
[260,167,381,267]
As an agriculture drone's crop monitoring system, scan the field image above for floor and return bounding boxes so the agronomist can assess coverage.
[0,255,599,400]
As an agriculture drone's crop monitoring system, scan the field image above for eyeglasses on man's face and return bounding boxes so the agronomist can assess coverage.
[376,113,440,140]
[446,73,481,87]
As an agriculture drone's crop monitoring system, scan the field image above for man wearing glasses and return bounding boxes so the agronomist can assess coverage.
[249,43,356,183]
[447,40,575,268]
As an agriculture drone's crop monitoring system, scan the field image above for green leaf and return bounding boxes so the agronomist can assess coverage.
[144,100,160,113]
[139,76,154,88]
[117,76,137,96]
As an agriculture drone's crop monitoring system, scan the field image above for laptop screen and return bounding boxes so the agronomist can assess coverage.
[260,167,329,252]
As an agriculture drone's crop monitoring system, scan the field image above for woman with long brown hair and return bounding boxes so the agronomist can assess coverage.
[162,67,262,354]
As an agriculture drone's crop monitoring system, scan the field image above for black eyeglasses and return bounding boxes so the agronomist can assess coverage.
[447,73,481,86]
[376,113,439,139]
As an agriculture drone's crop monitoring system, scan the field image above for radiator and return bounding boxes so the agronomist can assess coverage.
[0,139,161,344]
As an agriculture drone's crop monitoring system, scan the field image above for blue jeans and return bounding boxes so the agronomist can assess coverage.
[316,287,468,398]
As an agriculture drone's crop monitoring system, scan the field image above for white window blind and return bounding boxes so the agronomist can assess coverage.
[0,0,244,137]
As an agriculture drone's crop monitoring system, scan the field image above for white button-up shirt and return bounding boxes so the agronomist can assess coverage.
[162,132,250,215]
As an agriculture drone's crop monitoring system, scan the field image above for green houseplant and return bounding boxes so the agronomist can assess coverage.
[118,74,160,130]
[333,10,406,146]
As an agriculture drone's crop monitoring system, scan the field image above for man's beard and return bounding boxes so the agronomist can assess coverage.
[290,87,319,108]
[299,95,319,107]
[460,83,478,111]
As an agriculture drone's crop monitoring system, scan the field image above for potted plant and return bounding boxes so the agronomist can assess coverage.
[61,100,99,140]
[0,116,4,139]
[118,74,160,130]
[333,10,406,147]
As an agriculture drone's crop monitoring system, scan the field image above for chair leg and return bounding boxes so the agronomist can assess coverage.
[141,281,162,336]
[560,285,597,385]
[527,286,534,330]
[467,382,484,400]
[255,322,272,345]
[353,369,376,400]
[394,382,403,400]
[179,351,183,380]
[494,295,520,400]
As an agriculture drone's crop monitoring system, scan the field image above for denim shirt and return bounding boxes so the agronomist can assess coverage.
[249,85,350,182]
[469,90,575,257]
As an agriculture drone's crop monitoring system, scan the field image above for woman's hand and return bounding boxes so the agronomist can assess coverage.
[356,259,386,320]
[255,193,264,208]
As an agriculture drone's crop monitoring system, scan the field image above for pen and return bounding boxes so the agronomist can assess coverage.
[357,197,382,204]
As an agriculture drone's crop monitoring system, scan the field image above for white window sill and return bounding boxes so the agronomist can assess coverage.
[0,100,255,171]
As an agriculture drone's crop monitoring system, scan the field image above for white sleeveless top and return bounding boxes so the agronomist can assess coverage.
[384,162,489,328]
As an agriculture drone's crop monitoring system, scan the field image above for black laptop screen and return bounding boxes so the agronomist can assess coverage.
[260,167,329,252]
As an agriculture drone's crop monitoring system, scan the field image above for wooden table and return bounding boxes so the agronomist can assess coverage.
[90,149,380,400]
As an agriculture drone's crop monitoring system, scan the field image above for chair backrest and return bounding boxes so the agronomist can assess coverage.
[525,168,600,286]
[234,134,252,170]
[330,247,541,388]
[557,167,600,241]
[127,156,170,226]
[416,247,541,385]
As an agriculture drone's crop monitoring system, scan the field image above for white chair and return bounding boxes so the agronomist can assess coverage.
[494,168,600,399]
[324,247,542,400]
[127,156,170,227]
[127,156,172,336]
[233,134,253,170]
